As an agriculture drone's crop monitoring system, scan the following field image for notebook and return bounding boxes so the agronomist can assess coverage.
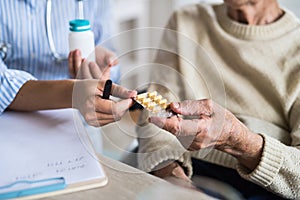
[0,109,107,199]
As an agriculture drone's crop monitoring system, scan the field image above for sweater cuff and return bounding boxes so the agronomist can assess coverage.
[137,122,193,177]
[139,148,193,176]
[237,134,284,187]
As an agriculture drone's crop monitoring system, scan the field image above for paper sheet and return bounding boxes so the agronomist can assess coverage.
[0,109,106,190]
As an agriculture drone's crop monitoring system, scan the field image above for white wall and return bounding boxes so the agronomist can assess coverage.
[278,0,300,18]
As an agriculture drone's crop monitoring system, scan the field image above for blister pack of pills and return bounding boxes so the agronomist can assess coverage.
[134,91,176,117]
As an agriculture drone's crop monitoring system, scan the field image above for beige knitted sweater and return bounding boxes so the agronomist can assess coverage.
[137,3,300,199]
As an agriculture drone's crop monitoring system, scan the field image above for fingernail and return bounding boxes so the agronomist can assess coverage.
[109,58,116,65]
[173,102,179,108]
[127,90,133,97]
[128,90,137,97]
[132,90,138,96]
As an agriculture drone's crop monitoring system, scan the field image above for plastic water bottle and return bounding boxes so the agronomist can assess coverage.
[68,19,95,61]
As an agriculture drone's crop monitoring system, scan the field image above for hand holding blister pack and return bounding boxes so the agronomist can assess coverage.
[134,91,177,118]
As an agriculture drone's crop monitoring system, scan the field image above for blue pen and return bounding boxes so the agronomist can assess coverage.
[0,177,66,199]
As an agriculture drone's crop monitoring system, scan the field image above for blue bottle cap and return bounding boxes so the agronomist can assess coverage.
[69,19,91,32]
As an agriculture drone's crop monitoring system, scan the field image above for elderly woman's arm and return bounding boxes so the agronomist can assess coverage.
[150,98,300,199]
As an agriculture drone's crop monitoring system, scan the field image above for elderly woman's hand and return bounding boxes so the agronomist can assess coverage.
[150,99,243,150]
[150,99,264,170]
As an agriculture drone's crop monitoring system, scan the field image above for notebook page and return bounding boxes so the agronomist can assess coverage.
[0,109,106,189]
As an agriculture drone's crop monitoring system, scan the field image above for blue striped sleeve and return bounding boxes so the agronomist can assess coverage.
[88,0,120,84]
[0,68,36,114]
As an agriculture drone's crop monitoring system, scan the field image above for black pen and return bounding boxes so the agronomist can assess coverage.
[102,79,112,99]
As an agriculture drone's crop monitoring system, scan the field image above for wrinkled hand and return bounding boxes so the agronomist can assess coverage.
[152,161,190,182]
[68,46,118,79]
[150,99,250,151]
[73,79,137,126]
[152,162,207,194]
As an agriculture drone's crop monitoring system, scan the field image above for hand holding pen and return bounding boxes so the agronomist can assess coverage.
[73,79,137,127]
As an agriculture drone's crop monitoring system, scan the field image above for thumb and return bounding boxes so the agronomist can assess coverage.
[111,84,137,99]
[149,116,166,129]
[170,99,213,116]
[113,99,135,119]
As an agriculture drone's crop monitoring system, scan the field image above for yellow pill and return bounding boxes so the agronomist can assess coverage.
[136,93,147,101]
[153,95,162,103]
[148,91,158,99]
[142,98,151,105]
[135,96,142,101]
[158,99,167,105]
[147,102,156,110]
[161,103,168,109]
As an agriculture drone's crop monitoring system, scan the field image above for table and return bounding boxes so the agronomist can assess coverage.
[42,154,216,200]
[0,109,216,200]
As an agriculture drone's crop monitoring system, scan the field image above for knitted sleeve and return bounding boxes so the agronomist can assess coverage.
[237,97,300,199]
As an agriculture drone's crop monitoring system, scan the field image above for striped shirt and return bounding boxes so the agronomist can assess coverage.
[0,0,120,113]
